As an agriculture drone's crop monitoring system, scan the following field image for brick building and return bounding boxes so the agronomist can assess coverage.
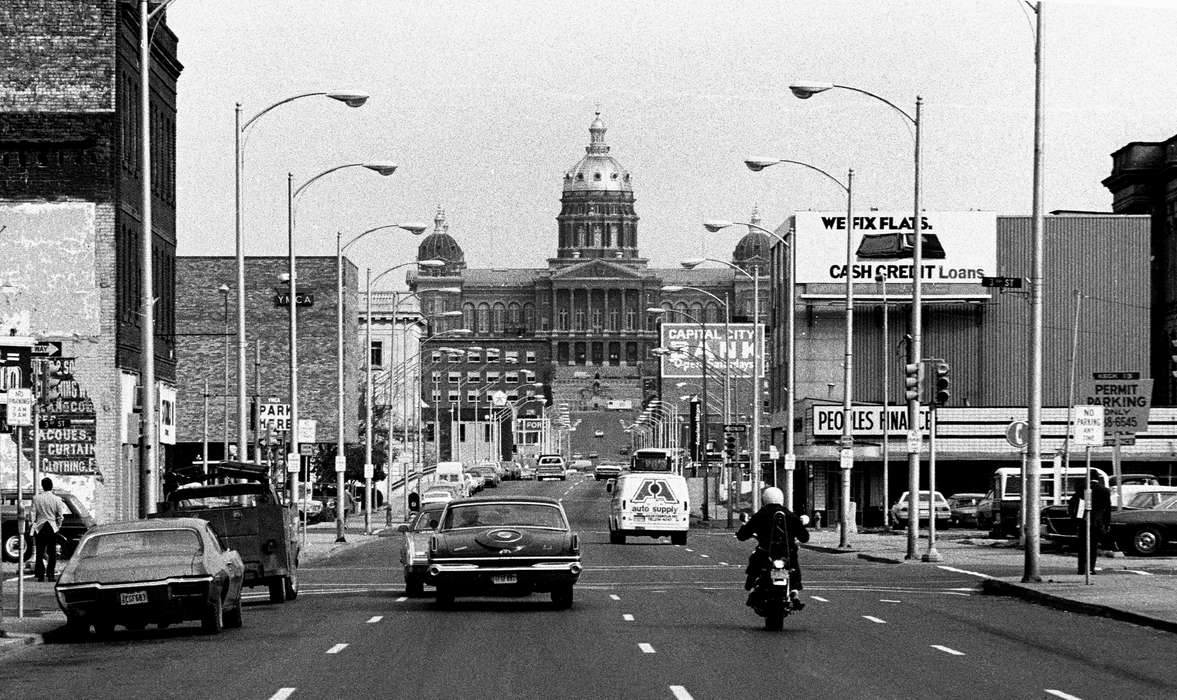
[174,257,362,469]
[0,1,181,522]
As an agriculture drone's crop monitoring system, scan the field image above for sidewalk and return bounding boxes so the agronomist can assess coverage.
[1,508,389,659]
[799,527,1177,634]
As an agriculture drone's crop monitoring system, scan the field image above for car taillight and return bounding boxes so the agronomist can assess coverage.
[429,535,438,553]
[570,534,579,553]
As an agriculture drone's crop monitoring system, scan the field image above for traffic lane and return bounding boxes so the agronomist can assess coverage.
[671,532,1177,697]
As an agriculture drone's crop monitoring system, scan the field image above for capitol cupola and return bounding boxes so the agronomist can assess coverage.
[554,112,641,264]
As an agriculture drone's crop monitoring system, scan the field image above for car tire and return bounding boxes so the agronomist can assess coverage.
[223,597,243,629]
[609,530,624,545]
[2,528,33,563]
[93,620,115,638]
[268,577,287,604]
[671,532,687,546]
[64,615,89,639]
[1130,526,1163,556]
[551,584,574,609]
[124,621,147,631]
[405,573,424,597]
[435,586,455,607]
[202,594,224,634]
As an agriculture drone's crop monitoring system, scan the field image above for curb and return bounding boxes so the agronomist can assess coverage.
[980,579,1177,635]
[0,631,43,659]
[801,543,859,555]
[857,553,904,564]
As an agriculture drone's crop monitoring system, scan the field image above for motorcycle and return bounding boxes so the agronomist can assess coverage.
[742,512,809,631]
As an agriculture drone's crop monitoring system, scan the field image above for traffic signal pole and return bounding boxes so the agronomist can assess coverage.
[903,355,922,558]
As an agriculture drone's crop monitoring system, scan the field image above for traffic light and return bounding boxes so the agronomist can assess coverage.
[934,362,951,406]
[903,362,923,402]
[723,432,737,460]
[1170,334,1177,378]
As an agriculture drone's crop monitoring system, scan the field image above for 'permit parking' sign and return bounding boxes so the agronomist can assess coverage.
[1078,372,1152,441]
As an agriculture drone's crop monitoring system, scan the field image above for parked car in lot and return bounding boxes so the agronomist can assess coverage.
[535,454,567,481]
[472,465,500,489]
[594,462,624,481]
[3,489,96,563]
[1043,489,1177,544]
[890,490,951,528]
[946,493,986,527]
[55,518,245,636]
[157,460,300,603]
[519,463,536,480]
[397,502,447,596]
[1109,494,1177,556]
[500,460,522,480]
[425,496,582,608]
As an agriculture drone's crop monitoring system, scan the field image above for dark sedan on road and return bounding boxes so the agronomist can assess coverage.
[1043,490,1177,549]
[1109,494,1177,556]
[425,496,582,608]
[55,518,245,637]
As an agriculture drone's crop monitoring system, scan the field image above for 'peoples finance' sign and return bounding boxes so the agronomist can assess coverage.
[1079,372,1153,440]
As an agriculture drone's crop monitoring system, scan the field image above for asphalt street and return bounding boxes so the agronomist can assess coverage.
[3,475,1177,699]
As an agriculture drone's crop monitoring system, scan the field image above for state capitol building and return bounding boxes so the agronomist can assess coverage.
[408,113,768,461]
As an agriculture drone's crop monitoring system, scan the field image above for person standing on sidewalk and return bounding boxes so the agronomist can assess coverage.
[1069,472,1111,574]
[30,477,66,582]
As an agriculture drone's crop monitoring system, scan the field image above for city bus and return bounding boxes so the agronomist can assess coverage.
[630,447,685,474]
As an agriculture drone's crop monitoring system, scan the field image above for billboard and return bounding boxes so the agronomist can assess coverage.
[793,211,997,286]
[658,323,764,380]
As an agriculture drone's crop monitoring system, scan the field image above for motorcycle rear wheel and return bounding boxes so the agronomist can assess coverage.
[764,608,785,631]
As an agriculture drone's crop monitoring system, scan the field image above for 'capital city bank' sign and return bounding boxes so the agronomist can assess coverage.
[659,323,764,380]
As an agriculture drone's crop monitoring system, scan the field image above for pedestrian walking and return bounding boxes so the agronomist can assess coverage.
[30,477,66,582]
[1068,471,1111,574]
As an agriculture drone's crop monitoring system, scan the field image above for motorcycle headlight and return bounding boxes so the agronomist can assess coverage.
[772,559,786,569]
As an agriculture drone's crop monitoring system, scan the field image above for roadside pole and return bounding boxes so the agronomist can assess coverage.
[1084,445,1092,586]
[16,424,25,618]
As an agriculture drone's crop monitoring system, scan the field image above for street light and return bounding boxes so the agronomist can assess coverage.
[337,226,430,536]
[736,158,855,548]
[686,254,764,511]
[234,90,370,467]
[286,162,397,533]
[788,80,928,560]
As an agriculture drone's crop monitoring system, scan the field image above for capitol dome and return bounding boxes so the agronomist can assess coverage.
[732,207,771,275]
[416,208,465,274]
[563,112,633,194]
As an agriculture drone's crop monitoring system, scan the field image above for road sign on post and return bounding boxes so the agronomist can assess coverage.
[297,419,317,445]
[6,388,33,426]
[1005,420,1028,448]
[1072,405,1104,447]
[1078,373,1152,442]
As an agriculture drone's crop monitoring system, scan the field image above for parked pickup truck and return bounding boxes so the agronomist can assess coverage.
[155,461,300,603]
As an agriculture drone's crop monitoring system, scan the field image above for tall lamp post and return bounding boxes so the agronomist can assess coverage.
[738,159,855,546]
[338,226,430,537]
[286,161,397,526]
[218,284,231,459]
[235,90,369,464]
[789,80,926,560]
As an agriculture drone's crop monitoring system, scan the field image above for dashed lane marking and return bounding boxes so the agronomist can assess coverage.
[639,643,656,654]
[1125,569,1154,576]
[880,599,901,603]
[610,594,621,601]
[930,645,965,656]
[719,562,730,566]
[326,644,348,654]
[1045,690,1083,700]
[623,614,634,621]
[684,548,693,552]
[810,596,829,602]
[268,689,296,700]
[862,616,887,624]
[699,554,710,558]
[670,686,694,700]
[366,616,383,623]
[396,596,407,602]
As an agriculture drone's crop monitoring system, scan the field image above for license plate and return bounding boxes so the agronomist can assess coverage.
[491,574,516,585]
[770,569,788,583]
[120,590,149,606]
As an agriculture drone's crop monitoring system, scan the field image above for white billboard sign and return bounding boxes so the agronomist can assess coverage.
[659,323,764,380]
[793,211,997,286]
[812,405,931,436]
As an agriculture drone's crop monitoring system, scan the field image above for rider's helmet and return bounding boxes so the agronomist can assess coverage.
[762,487,784,506]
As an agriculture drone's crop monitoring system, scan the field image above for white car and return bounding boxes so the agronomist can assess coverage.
[890,490,951,528]
[421,485,462,508]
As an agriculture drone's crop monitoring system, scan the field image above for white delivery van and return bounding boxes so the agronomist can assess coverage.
[433,461,468,496]
[607,472,690,545]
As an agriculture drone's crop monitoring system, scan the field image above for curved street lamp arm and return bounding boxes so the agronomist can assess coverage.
[833,84,916,125]
[771,159,849,193]
[371,261,419,287]
[241,92,330,133]
[343,225,403,253]
[701,257,754,281]
[294,163,366,200]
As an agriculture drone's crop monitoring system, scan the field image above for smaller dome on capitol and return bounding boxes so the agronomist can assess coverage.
[732,206,771,274]
[416,208,466,273]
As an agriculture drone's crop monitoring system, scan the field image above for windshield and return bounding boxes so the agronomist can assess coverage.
[409,509,443,531]
[77,529,202,559]
[441,503,567,530]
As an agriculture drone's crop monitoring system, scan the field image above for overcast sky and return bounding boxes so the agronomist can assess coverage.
[167,1,1177,288]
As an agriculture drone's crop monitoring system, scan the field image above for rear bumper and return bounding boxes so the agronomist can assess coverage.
[57,576,217,623]
[426,560,581,592]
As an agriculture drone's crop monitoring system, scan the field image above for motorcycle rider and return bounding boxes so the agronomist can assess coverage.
[736,486,809,611]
